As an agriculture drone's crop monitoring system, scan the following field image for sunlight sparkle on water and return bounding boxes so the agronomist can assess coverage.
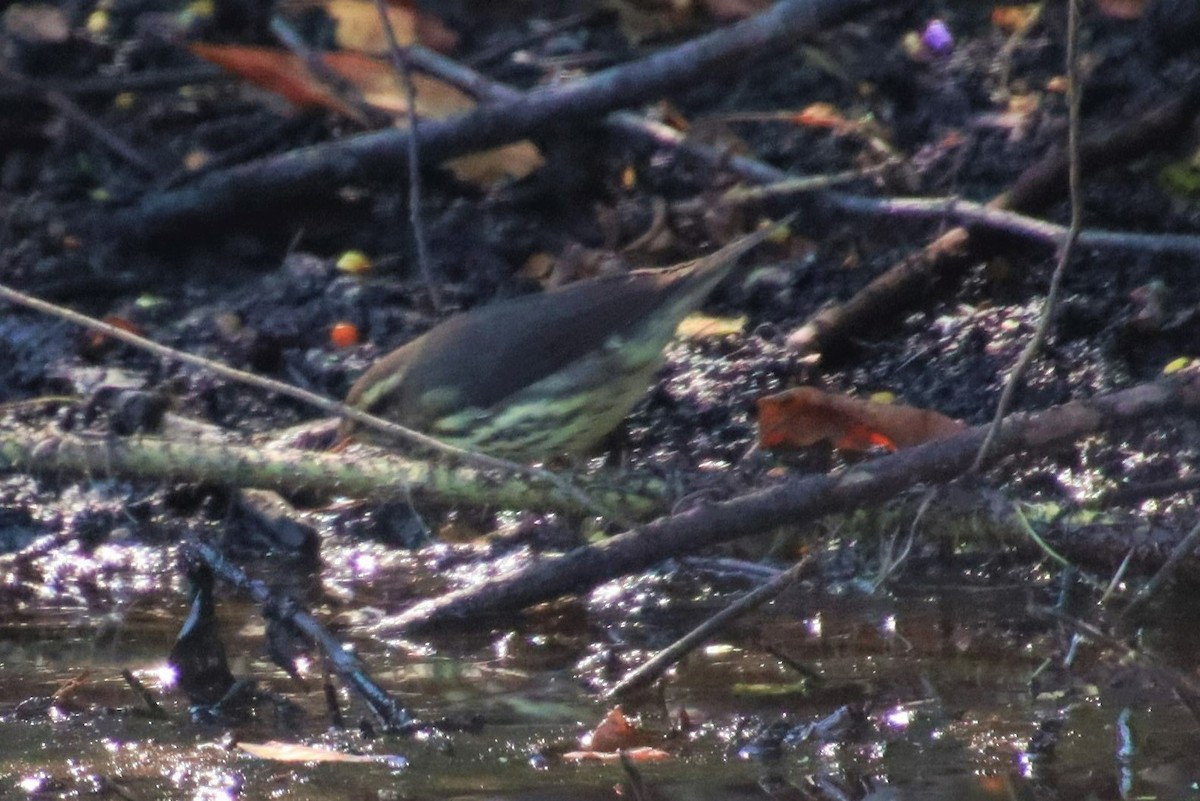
[590,581,625,605]
[175,766,240,800]
[885,707,913,729]
[150,662,178,688]
[350,551,379,577]
[19,774,50,794]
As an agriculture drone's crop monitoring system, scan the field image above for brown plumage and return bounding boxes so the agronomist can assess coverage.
[341,222,782,459]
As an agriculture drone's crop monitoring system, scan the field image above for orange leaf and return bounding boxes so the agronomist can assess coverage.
[756,387,966,453]
[82,315,145,357]
[991,4,1041,33]
[189,43,366,121]
[190,44,543,184]
[790,102,848,129]
[190,45,472,119]
[581,706,641,753]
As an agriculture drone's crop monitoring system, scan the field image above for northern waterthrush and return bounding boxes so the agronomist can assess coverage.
[341,221,782,460]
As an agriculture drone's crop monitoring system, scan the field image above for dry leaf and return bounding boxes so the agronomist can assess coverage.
[325,0,416,50]
[581,706,642,752]
[675,312,746,339]
[562,746,673,763]
[1094,0,1146,19]
[190,43,368,121]
[325,50,468,115]
[316,52,546,182]
[238,741,379,763]
[991,4,1043,33]
[699,0,771,20]
[519,252,557,282]
[757,386,966,453]
[323,0,458,54]
[443,145,544,185]
[190,44,543,184]
[790,102,851,130]
[4,3,70,43]
[51,670,92,706]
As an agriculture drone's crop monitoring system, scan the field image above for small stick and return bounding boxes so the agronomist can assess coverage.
[371,0,442,312]
[1118,517,1200,624]
[972,0,1085,472]
[606,557,811,698]
[0,66,162,176]
[187,541,413,731]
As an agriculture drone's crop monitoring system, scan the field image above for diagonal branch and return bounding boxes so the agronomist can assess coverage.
[108,0,879,240]
[380,367,1200,633]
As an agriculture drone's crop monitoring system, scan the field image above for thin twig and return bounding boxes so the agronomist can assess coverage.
[993,3,1045,103]
[1036,605,1200,710]
[466,10,606,67]
[371,0,442,312]
[606,556,811,698]
[972,0,1085,472]
[187,541,413,730]
[0,65,162,177]
[1064,547,1134,667]
[1118,517,1200,624]
[0,65,223,102]
[269,16,390,127]
[399,43,1200,263]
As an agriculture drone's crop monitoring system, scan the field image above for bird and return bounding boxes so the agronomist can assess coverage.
[341,219,784,460]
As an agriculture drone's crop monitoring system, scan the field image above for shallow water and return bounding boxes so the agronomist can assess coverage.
[2,539,1199,801]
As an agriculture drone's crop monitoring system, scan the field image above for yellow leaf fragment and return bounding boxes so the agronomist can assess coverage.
[676,312,746,339]
[1163,357,1193,375]
[336,250,373,274]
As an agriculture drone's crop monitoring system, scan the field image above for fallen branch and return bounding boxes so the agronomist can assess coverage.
[380,367,1200,633]
[402,43,1200,267]
[185,541,412,731]
[0,425,670,519]
[108,0,878,240]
